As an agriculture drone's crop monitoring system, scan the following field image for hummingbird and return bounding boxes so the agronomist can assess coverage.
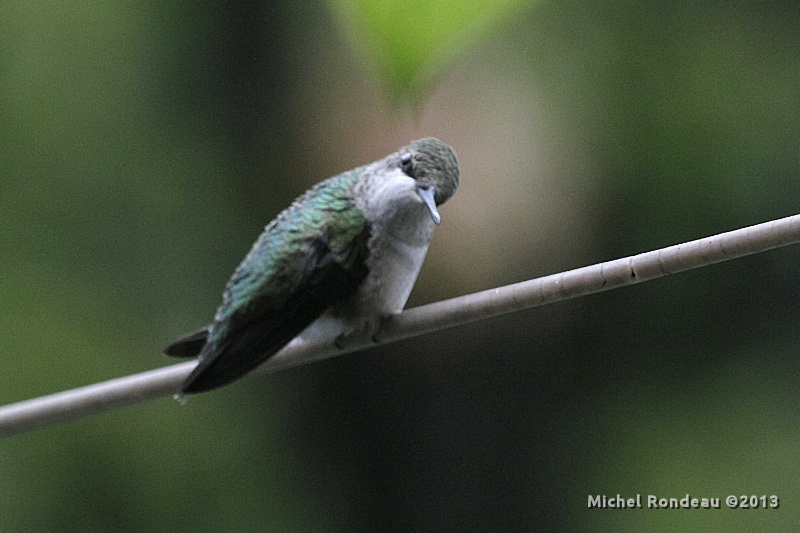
[164,137,459,394]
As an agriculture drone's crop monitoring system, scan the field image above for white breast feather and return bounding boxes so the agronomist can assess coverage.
[295,168,436,345]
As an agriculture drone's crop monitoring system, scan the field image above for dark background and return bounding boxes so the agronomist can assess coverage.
[3,1,800,530]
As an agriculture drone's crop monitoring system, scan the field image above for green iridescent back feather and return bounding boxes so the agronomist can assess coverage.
[209,169,367,346]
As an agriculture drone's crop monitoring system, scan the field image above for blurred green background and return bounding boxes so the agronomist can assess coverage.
[3,1,800,531]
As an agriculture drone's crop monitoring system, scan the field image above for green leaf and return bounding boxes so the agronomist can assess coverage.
[327,0,539,105]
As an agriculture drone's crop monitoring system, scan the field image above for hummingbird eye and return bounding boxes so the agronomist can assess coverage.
[400,152,414,177]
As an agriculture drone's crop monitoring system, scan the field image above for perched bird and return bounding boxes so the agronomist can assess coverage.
[165,138,459,394]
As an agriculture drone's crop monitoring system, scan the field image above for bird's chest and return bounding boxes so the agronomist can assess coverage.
[347,206,434,318]
[362,233,429,312]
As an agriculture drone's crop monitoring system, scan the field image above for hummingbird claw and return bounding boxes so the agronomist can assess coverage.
[334,335,347,350]
[372,314,392,343]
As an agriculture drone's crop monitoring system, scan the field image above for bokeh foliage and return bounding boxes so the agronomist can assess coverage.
[327,0,538,103]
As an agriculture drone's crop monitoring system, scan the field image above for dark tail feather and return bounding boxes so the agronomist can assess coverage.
[163,326,210,358]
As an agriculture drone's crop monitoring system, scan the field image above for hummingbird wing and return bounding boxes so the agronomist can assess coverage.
[165,172,370,394]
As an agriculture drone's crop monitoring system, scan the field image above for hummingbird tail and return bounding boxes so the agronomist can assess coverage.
[163,326,210,358]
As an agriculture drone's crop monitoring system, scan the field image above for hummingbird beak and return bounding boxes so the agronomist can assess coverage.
[417,185,441,225]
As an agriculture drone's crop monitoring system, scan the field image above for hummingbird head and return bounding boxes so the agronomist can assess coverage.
[398,137,460,225]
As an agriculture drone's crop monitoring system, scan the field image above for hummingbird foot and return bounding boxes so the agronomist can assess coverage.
[333,315,389,350]
[333,334,348,350]
[334,327,369,350]
[370,314,394,344]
